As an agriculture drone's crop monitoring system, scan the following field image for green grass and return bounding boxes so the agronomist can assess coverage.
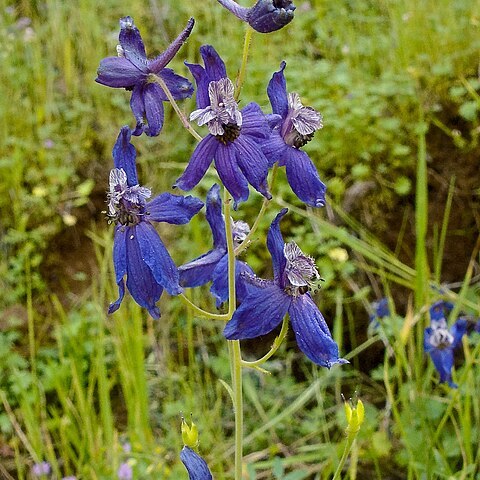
[1,0,480,478]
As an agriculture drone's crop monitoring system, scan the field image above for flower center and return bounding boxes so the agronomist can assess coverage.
[190,78,242,141]
[107,168,151,226]
[429,319,454,349]
[282,92,323,149]
[283,242,320,296]
[232,220,250,247]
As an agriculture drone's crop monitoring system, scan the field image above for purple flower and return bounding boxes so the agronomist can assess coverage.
[224,209,348,368]
[424,301,467,388]
[117,462,133,480]
[180,447,213,480]
[369,297,389,330]
[32,462,51,477]
[62,477,77,480]
[262,62,326,207]
[216,0,295,33]
[96,16,194,137]
[107,127,203,319]
[175,45,272,208]
[179,184,254,306]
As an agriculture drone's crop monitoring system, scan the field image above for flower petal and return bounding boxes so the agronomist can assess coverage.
[148,18,195,73]
[112,126,138,185]
[267,209,288,285]
[267,61,288,118]
[125,230,162,319]
[234,135,271,199]
[108,226,128,314]
[185,62,210,109]
[289,294,347,368]
[240,102,271,139]
[180,446,213,480]
[261,129,288,167]
[130,83,146,136]
[147,193,203,224]
[143,82,165,136]
[206,183,227,249]
[429,348,456,387]
[118,16,148,72]
[285,148,326,207]
[215,143,249,209]
[158,68,194,100]
[96,56,145,88]
[211,257,254,307]
[451,318,468,348]
[175,135,218,191]
[179,248,225,288]
[224,282,291,339]
[200,44,227,82]
[136,222,182,296]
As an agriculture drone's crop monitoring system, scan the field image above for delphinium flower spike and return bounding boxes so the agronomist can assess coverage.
[107,126,203,319]
[96,17,194,136]
[224,209,348,368]
[179,184,254,306]
[262,62,326,207]
[175,45,272,208]
[424,300,467,388]
[216,0,295,33]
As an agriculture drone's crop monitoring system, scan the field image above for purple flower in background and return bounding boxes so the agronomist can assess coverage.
[179,184,254,306]
[424,300,467,388]
[224,209,348,368]
[32,462,51,477]
[175,45,272,208]
[107,127,203,319]
[117,462,133,480]
[62,477,77,480]
[96,16,194,136]
[216,0,295,33]
[180,447,213,480]
[262,62,326,207]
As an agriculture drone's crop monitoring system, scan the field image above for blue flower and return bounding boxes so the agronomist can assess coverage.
[224,209,348,368]
[180,447,213,480]
[369,297,389,330]
[424,301,467,388]
[175,45,272,208]
[262,62,326,207]
[216,0,295,33]
[107,127,203,319]
[96,17,194,137]
[179,184,254,306]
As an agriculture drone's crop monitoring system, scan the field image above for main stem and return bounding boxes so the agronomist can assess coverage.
[223,190,243,479]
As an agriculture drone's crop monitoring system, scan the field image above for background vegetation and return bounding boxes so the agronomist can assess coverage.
[1,0,479,478]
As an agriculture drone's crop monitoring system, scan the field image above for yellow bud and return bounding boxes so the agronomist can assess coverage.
[344,399,365,436]
[181,416,199,449]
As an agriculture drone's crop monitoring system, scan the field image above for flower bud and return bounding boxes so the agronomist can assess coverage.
[247,0,296,33]
[181,416,199,449]
[344,398,365,436]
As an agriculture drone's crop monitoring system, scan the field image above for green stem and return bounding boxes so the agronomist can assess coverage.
[179,293,231,321]
[235,26,254,100]
[235,163,278,256]
[223,188,243,479]
[332,436,356,480]
[230,339,243,480]
[152,75,203,142]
